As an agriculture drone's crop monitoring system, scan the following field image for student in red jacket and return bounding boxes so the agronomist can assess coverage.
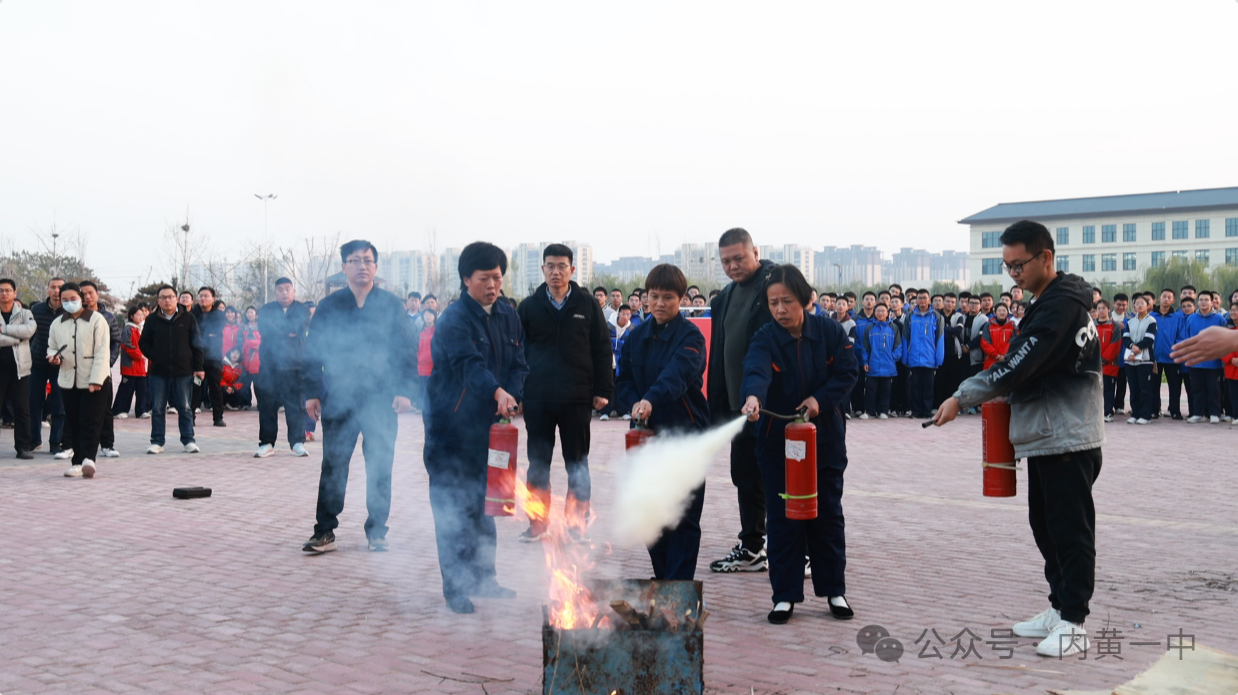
[112,305,150,419]
[1094,300,1122,421]
[1224,303,1238,428]
[240,306,261,409]
[416,309,436,395]
[980,303,1018,370]
[221,347,248,409]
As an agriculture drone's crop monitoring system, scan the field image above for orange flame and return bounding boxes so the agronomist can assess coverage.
[516,478,611,630]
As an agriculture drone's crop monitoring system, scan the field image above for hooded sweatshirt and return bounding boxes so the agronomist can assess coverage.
[953,272,1104,459]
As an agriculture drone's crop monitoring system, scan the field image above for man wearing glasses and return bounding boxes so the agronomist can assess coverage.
[301,240,418,555]
[933,220,1103,659]
[516,244,613,542]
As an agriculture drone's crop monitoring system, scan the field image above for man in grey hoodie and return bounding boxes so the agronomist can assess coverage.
[933,220,1103,659]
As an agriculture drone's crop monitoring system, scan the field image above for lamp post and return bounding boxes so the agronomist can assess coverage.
[254,194,277,304]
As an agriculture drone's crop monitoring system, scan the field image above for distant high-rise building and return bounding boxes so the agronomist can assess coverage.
[813,246,884,288]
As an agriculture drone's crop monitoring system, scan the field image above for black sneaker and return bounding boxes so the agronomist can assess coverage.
[16,451,33,460]
[519,526,547,543]
[709,543,768,573]
[302,532,336,553]
[768,602,795,624]
[213,420,227,428]
[828,595,854,620]
[1171,413,1184,421]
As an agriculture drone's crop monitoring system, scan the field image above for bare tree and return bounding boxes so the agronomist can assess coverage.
[424,228,445,299]
[276,232,341,303]
[161,210,210,290]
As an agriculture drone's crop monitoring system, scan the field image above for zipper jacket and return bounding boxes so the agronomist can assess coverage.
[980,318,1017,370]
[1151,308,1183,364]
[614,313,709,434]
[1096,318,1120,377]
[861,319,904,377]
[46,308,110,389]
[1122,314,1157,365]
[904,307,945,368]
[1185,310,1228,370]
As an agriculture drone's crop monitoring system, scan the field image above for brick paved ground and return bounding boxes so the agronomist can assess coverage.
[2,391,1236,694]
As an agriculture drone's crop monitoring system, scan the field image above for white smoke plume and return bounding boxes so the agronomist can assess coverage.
[613,416,747,545]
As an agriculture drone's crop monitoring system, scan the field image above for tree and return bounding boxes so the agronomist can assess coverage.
[0,250,111,307]
[161,216,209,290]
[276,233,340,304]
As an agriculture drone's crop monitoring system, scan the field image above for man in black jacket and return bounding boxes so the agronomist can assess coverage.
[516,244,613,541]
[707,228,776,573]
[28,278,66,455]
[255,277,312,458]
[139,285,205,455]
[301,241,417,555]
[190,287,227,427]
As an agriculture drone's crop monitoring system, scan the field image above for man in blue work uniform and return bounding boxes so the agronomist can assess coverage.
[425,242,529,614]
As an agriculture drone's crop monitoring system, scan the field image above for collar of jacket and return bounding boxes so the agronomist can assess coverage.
[534,281,582,309]
[770,314,822,346]
[648,312,689,341]
[62,307,96,323]
[459,290,508,319]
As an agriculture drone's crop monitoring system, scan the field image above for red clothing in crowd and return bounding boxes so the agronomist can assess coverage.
[1097,318,1120,378]
[120,323,147,377]
[1224,325,1238,381]
[242,325,261,375]
[221,360,243,392]
[418,325,435,376]
[980,318,1018,370]
[223,323,242,357]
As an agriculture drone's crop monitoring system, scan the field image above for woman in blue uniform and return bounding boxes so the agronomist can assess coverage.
[740,264,859,624]
[615,263,710,581]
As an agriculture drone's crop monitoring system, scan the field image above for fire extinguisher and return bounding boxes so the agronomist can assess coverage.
[782,412,818,521]
[981,400,1018,497]
[625,418,655,451]
[485,418,519,516]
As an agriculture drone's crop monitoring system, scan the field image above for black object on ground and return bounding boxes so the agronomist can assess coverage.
[172,487,212,499]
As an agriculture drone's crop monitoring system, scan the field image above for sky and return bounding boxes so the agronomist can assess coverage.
[2,0,1236,295]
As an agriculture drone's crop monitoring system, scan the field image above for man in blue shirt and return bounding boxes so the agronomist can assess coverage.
[1185,291,1227,422]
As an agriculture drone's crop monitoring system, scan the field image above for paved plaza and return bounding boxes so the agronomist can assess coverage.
[2,395,1237,695]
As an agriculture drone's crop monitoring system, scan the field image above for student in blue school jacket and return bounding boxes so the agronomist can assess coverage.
[859,303,904,419]
[616,264,710,582]
[424,242,529,615]
[740,264,859,626]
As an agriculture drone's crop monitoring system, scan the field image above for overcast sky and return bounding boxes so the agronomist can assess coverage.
[2,0,1235,293]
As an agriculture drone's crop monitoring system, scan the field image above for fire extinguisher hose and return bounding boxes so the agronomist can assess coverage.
[982,462,1023,471]
[759,406,810,420]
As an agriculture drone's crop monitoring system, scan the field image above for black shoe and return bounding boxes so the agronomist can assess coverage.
[302,532,336,553]
[1171,413,1184,421]
[446,595,475,614]
[827,595,854,620]
[471,580,516,599]
[213,420,227,427]
[16,451,33,460]
[768,602,795,624]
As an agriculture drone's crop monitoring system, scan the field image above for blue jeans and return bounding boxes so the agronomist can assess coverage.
[149,374,195,446]
[28,363,65,450]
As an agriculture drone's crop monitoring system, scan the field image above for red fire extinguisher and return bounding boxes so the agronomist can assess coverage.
[782,416,818,520]
[485,418,519,516]
[625,419,655,451]
[982,400,1017,497]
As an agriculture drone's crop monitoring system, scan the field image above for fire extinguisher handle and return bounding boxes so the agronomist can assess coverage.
[921,420,935,428]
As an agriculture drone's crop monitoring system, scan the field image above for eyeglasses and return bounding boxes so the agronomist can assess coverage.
[542,263,571,273]
[345,259,377,268]
[1001,250,1045,276]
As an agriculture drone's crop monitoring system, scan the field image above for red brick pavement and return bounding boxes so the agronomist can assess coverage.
[1,405,1236,694]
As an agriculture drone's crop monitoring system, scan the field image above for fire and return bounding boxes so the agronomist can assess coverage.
[516,478,611,630]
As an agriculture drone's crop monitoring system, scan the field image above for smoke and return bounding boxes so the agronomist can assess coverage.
[612,416,747,545]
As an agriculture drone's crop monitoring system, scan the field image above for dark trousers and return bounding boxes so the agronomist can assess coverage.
[313,403,397,540]
[0,374,31,454]
[864,376,892,416]
[1227,381,1238,422]
[192,361,225,422]
[1027,447,1101,625]
[258,370,306,448]
[934,354,961,408]
[112,375,149,417]
[648,483,705,581]
[1102,375,1116,416]
[1161,362,1183,417]
[1182,370,1194,417]
[99,378,115,449]
[425,444,497,599]
[524,401,593,529]
[909,367,935,418]
[1125,363,1155,420]
[28,363,64,450]
[1113,367,1127,413]
[849,370,866,415]
[729,416,765,552]
[891,363,909,414]
[760,455,846,603]
[149,374,195,446]
[62,386,108,465]
[1190,367,1223,418]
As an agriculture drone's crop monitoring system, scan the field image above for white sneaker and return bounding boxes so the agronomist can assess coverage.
[254,444,274,458]
[1012,607,1061,638]
[1126,417,1137,424]
[63,464,83,478]
[804,556,812,578]
[1036,621,1089,658]
[81,459,96,478]
[115,413,129,419]
[878,413,888,420]
[166,407,177,414]
[1188,416,1203,423]
[858,413,870,420]
[1136,418,1149,425]
[1104,414,1113,422]
[184,442,200,454]
[53,448,74,460]
[1210,416,1221,424]
[599,414,609,421]
[43,420,50,429]
[146,444,163,455]
[139,412,151,419]
[622,414,631,420]
[99,448,120,458]
[291,443,309,457]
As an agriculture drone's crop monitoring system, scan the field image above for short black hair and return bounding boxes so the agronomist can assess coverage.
[1000,292,1012,299]
[1181,284,1196,293]
[0,278,15,290]
[198,286,216,298]
[959,291,972,299]
[340,239,379,263]
[1113,293,1129,302]
[889,283,902,291]
[944,292,957,299]
[843,291,856,299]
[765,264,813,308]
[424,294,437,301]
[644,264,687,298]
[275,277,293,286]
[157,284,177,297]
[1095,299,1110,310]
[179,290,194,298]
[407,291,421,300]
[543,243,574,263]
[980,292,993,300]
[718,227,752,248]
[968,295,981,304]
[999,220,1055,257]
[618,304,632,313]
[1181,296,1196,305]
[457,241,507,282]
[611,288,623,294]
[863,291,876,300]
[78,280,97,292]
[59,282,82,299]
[931,294,944,302]
[126,305,142,320]
[593,286,607,295]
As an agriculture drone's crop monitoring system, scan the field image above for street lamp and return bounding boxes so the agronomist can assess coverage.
[254,194,277,304]
[833,263,842,287]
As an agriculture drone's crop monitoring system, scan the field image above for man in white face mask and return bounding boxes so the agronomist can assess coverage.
[46,283,111,478]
